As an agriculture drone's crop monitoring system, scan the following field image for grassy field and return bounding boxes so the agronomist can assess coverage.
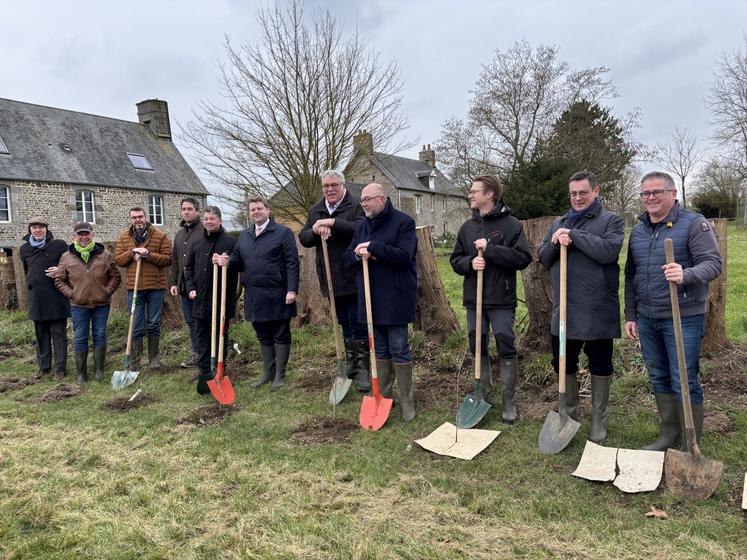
[0,228,745,559]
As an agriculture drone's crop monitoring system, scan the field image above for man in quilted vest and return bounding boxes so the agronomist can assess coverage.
[114,207,172,371]
[624,171,722,451]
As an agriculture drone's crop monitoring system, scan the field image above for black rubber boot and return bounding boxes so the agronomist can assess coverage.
[147,335,161,369]
[376,359,394,398]
[353,339,371,393]
[253,345,275,388]
[130,339,143,372]
[589,375,611,443]
[643,393,681,451]
[93,346,106,382]
[682,402,705,450]
[500,357,518,424]
[564,374,579,421]
[272,344,291,391]
[478,354,494,405]
[344,338,356,380]
[393,362,416,422]
[75,350,88,384]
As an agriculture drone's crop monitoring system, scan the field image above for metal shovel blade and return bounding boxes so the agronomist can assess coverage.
[208,366,235,406]
[456,387,491,429]
[538,408,581,455]
[111,368,139,390]
[359,381,393,432]
[664,448,724,500]
[329,359,353,405]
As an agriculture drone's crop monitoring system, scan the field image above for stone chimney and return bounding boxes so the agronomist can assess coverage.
[419,144,436,167]
[136,99,171,139]
[353,129,374,155]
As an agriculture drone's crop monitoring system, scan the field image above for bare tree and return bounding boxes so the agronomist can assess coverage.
[183,1,409,225]
[436,117,501,191]
[706,34,747,180]
[601,163,642,225]
[656,127,701,208]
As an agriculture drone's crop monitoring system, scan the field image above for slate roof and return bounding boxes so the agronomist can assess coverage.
[370,152,463,197]
[0,98,207,195]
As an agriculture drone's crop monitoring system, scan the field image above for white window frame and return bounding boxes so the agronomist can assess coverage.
[442,196,447,211]
[75,190,96,223]
[148,194,164,226]
[0,185,10,223]
[415,194,422,214]
[431,193,435,212]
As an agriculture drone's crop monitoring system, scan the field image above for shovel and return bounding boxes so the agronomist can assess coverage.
[456,249,491,428]
[112,258,142,390]
[359,257,393,431]
[662,239,723,499]
[197,262,220,396]
[539,243,581,454]
[323,237,353,407]
[207,261,236,405]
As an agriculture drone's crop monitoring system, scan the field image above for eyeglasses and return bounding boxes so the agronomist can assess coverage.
[570,191,592,198]
[360,195,384,204]
[468,189,484,196]
[639,189,674,199]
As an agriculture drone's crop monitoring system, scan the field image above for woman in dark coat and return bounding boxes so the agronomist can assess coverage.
[19,216,71,379]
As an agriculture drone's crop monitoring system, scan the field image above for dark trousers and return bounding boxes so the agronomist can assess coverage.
[252,319,292,347]
[335,293,366,339]
[551,336,614,377]
[34,319,68,374]
[194,317,230,375]
[466,307,517,359]
[180,293,198,354]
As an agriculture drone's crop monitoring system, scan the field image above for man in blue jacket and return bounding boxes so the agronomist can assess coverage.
[624,171,722,450]
[343,183,418,421]
[539,171,624,442]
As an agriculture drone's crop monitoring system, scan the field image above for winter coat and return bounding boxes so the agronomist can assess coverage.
[19,230,71,321]
[450,204,531,310]
[298,190,364,298]
[170,219,204,294]
[55,243,121,308]
[184,226,239,321]
[342,198,418,326]
[229,219,300,323]
[624,202,722,321]
[538,202,624,340]
[114,224,172,290]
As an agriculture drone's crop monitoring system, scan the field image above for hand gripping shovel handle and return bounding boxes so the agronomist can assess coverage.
[664,239,700,456]
[124,258,142,359]
[321,237,344,361]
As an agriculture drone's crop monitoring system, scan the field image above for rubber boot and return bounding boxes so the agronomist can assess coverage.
[376,359,394,398]
[130,338,143,372]
[147,335,161,369]
[393,362,416,422]
[75,350,88,384]
[643,393,681,451]
[354,339,371,393]
[500,357,518,424]
[589,375,611,443]
[180,351,198,368]
[478,354,494,405]
[93,346,106,382]
[344,338,356,380]
[683,402,705,450]
[253,345,275,388]
[564,374,579,421]
[272,344,291,391]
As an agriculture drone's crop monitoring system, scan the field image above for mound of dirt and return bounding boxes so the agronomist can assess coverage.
[0,375,42,394]
[702,347,747,407]
[703,410,736,436]
[34,384,84,403]
[104,391,158,411]
[291,417,359,445]
[295,366,333,393]
[177,404,237,426]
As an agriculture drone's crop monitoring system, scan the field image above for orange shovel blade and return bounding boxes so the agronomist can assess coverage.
[359,394,393,431]
[208,364,235,405]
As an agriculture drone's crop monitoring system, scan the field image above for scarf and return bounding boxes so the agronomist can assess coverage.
[566,198,601,228]
[29,236,46,249]
[133,226,148,247]
[74,240,96,264]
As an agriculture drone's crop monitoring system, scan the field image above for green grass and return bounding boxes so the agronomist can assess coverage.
[0,229,745,559]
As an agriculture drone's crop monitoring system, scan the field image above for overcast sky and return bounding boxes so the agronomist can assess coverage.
[2,0,746,192]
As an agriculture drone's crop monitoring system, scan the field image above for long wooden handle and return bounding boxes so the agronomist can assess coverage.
[474,249,484,381]
[558,244,567,395]
[362,258,378,381]
[125,258,142,358]
[211,262,218,363]
[218,260,228,368]
[664,238,699,455]
[321,237,344,361]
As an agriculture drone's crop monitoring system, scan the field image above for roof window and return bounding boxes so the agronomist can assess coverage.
[126,152,153,171]
[0,135,9,155]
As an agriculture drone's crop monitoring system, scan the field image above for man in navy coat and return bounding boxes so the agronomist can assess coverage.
[344,183,418,421]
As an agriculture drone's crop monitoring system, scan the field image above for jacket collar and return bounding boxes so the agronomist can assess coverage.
[204,225,225,240]
[180,218,202,229]
[67,242,104,260]
[638,201,681,227]
[472,200,511,221]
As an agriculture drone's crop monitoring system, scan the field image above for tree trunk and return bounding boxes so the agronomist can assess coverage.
[293,240,330,327]
[702,218,728,354]
[414,226,459,343]
[518,216,556,355]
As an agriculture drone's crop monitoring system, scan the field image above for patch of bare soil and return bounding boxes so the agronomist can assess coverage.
[703,410,736,436]
[0,375,43,394]
[177,404,237,426]
[518,383,557,421]
[701,344,747,407]
[0,348,25,360]
[295,365,334,393]
[33,383,84,403]
[291,417,359,445]
[104,392,158,412]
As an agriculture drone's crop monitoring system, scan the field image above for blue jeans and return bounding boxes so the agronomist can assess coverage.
[373,324,411,363]
[128,289,165,340]
[71,305,110,352]
[181,293,198,353]
[638,314,705,404]
[335,293,367,340]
